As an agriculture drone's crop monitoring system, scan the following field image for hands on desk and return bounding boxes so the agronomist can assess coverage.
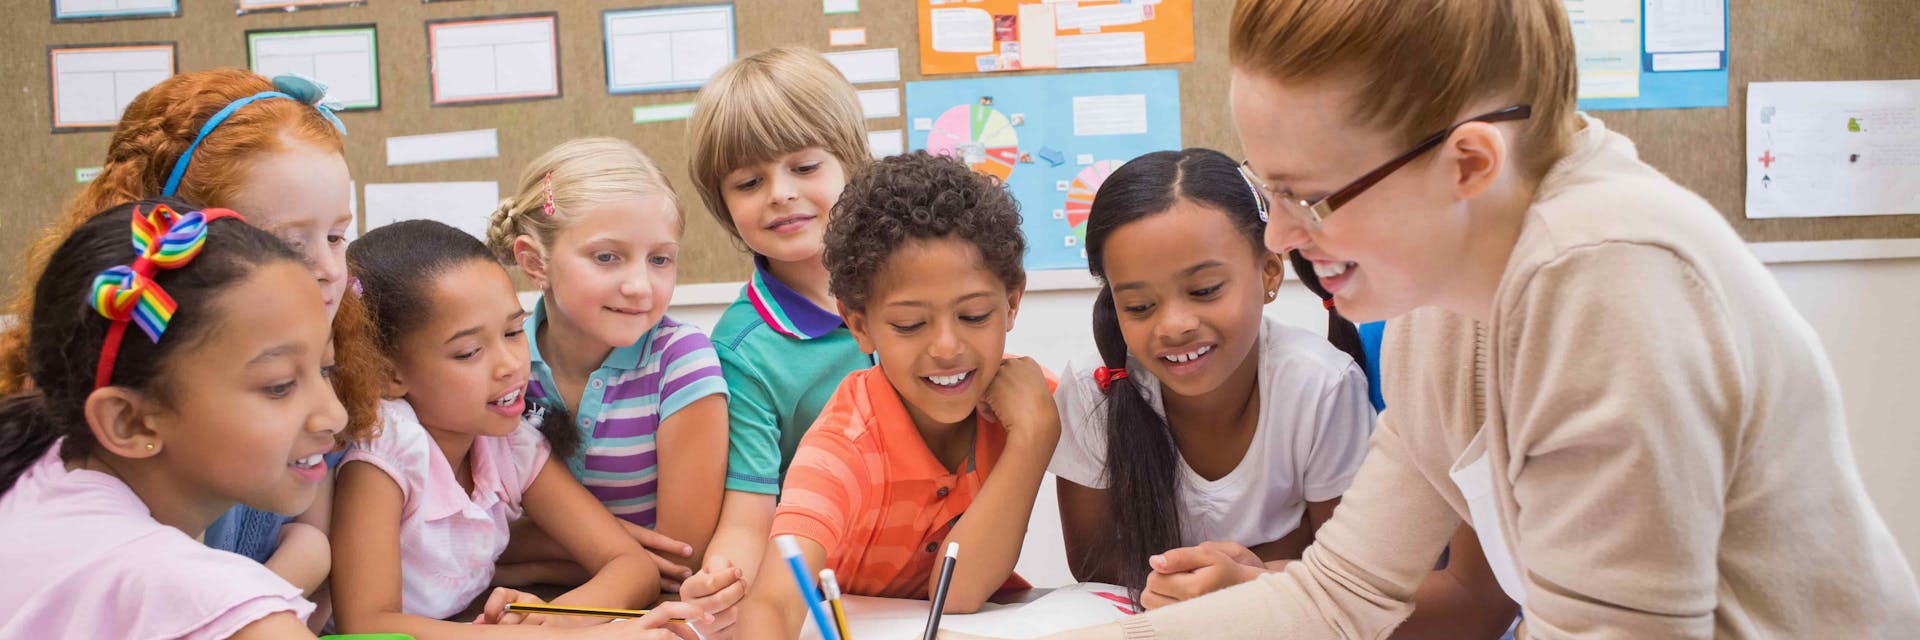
[1141,541,1268,610]
[474,588,714,638]
[680,554,751,638]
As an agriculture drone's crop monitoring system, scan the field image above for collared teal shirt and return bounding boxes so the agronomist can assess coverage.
[524,298,728,526]
[712,257,874,494]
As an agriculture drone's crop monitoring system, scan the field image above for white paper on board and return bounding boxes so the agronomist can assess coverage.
[1016,3,1059,69]
[1746,80,1920,219]
[1054,32,1147,69]
[858,88,900,119]
[1053,3,1146,31]
[51,46,173,128]
[829,28,867,47]
[605,5,735,93]
[363,182,501,241]
[822,0,858,15]
[1645,0,1725,54]
[823,48,901,84]
[868,129,904,159]
[931,8,994,53]
[55,0,176,19]
[251,29,378,108]
[385,129,499,166]
[431,17,558,102]
[1072,94,1148,136]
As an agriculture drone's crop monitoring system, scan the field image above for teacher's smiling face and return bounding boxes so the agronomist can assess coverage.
[1231,69,1499,324]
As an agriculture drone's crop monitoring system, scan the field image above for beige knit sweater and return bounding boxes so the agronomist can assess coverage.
[1115,116,1920,639]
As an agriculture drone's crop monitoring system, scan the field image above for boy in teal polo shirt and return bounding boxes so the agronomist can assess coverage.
[686,45,877,615]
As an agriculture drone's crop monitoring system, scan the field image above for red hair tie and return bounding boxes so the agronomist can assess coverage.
[1323,298,1336,310]
[1094,366,1129,391]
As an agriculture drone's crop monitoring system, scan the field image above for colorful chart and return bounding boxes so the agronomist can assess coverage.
[1064,160,1120,244]
[926,104,1020,180]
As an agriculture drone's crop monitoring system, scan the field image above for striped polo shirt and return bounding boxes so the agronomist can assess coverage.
[525,301,729,527]
[770,365,1038,599]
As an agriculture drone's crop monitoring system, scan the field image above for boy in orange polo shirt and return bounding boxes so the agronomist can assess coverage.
[738,151,1058,640]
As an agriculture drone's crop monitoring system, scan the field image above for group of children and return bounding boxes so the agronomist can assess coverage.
[0,40,1425,639]
[6,0,1920,635]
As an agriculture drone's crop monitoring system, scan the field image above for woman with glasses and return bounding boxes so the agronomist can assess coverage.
[976,0,1920,638]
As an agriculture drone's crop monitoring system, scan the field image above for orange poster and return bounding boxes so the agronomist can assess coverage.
[918,0,1193,75]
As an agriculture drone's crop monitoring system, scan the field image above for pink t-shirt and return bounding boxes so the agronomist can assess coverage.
[0,441,314,639]
[343,398,550,619]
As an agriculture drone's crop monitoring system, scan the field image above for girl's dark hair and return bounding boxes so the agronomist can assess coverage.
[346,220,576,460]
[0,198,303,494]
[1081,148,1370,595]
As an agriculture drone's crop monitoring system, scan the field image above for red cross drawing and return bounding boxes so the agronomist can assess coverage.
[1759,151,1777,168]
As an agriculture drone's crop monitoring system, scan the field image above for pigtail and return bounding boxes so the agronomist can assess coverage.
[1287,251,1372,383]
[1091,286,1186,599]
[0,394,64,494]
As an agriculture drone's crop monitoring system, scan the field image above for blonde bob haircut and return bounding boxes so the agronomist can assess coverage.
[1230,0,1580,179]
[686,46,870,240]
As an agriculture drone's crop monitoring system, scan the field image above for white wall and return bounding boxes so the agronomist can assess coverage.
[657,252,1920,588]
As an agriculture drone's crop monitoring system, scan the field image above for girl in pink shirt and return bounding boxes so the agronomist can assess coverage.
[0,200,341,639]
[329,220,718,639]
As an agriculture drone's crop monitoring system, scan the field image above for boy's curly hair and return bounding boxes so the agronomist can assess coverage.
[823,151,1026,311]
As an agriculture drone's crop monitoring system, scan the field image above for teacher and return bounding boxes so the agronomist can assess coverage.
[1020,0,1920,637]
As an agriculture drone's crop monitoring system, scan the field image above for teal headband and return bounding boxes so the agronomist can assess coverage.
[160,75,346,197]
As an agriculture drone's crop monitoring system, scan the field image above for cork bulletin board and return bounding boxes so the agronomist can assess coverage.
[2,0,1912,301]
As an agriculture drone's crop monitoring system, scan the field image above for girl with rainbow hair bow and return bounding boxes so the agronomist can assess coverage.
[0,198,345,638]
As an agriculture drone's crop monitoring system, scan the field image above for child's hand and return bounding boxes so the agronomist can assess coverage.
[619,519,696,591]
[679,555,750,638]
[1139,542,1266,610]
[977,356,1059,449]
[473,587,547,625]
[570,601,712,639]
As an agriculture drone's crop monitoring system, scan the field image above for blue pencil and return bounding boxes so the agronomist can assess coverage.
[776,535,842,640]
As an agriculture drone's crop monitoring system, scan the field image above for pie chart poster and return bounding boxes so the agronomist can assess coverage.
[907,70,1182,272]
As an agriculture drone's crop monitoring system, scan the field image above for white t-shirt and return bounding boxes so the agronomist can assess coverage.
[1049,316,1374,548]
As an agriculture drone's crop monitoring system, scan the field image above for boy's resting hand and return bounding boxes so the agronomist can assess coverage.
[620,519,696,591]
[977,356,1059,449]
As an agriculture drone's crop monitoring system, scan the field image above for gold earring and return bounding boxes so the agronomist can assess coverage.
[145,443,155,451]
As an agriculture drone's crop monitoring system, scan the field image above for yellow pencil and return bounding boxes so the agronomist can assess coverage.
[504,602,689,623]
[820,569,854,640]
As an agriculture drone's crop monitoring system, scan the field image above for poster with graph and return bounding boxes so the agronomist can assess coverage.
[907,69,1181,271]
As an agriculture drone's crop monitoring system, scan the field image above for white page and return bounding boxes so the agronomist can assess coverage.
[1073,94,1149,136]
[1650,51,1720,72]
[1747,80,1920,219]
[1055,32,1146,69]
[823,48,901,84]
[633,102,697,124]
[239,0,343,8]
[822,0,858,14]
[868,129,904,159]
[1645,0,1725,53]
[1054,3,1146,31]
[606,6,734,93]
[52,46,172,128]
[1016,3,1059,69]
[858,88,900,119]
[56,0,175,19]
[800,584,1134,640]
[432,18,556,102]
[931,8,994,53]
[386,129,498,166]
[1566,0,1641,99]
[829,28,867,47]
[251,30,377,108]
[363,182,500,240]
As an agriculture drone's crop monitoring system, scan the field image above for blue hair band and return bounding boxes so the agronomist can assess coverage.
[160,75,347,197]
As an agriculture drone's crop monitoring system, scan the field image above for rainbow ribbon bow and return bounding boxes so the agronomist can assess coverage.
[89,203,243,388]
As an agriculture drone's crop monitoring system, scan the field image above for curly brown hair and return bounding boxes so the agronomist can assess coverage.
[823,151,1026,311]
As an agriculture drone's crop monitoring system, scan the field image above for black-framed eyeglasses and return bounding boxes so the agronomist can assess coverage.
[1239,105,1533,229]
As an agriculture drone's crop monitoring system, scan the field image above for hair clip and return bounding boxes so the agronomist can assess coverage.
[542,171,557,217]
[90,204,246,388]
[1093,366,1129,391]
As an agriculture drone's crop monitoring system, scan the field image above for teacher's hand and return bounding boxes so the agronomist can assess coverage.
[1140,541,1267,610]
